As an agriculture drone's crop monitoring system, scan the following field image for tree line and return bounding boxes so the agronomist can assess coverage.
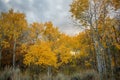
[70,0,120,80]
[0,0,120,80]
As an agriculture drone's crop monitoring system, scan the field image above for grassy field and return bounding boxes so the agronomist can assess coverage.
[0,67,99,80]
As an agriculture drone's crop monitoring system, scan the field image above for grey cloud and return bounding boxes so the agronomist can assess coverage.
[0,0,80,35]
[0,0,8,12]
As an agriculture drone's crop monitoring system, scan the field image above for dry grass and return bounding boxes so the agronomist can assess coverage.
[70,70,99,80]
[0,67,99,80]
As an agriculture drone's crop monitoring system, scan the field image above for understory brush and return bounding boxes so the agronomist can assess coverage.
[0,67,99,80]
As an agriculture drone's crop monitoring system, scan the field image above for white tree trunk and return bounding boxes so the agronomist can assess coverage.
[0,45,1,69]
[13,39,16,69]
[47,66,52,80]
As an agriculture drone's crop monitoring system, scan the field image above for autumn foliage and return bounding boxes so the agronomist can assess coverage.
[0,0,120,79]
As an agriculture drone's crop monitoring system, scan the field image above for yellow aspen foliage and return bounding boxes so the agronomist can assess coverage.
[0,9,28,68]
[54,34,73,66]
[58,33,72,48]
[70,0,89,26]
[85,61,91,68]
[1,41,10,48]
[112,0,120,9]
[43,22,60,42]
[24,41,57,67]
[29,22,44,42]
[1,9,28,40]
[97,17,120,49]
[70,0,89,19]
[55,45,72,66]
[20,43,27,54]
[0,12,11,49]
[115,43,120,50]
[72,31,92,69]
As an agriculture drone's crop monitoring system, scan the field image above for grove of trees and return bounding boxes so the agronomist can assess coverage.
[70,0,120,80]
[0,0,120,80]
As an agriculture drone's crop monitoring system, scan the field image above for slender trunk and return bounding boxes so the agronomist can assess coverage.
[13,38,16,69]
[112,26,119,67]
[106,35,115,80]
[95,9,106,80]
[101,2,114,79]
[47,66,52,80]
[0,28,4,69]
[95,42,105,80]
[108,48,115,80]
[0,36,3,69]
[88,1,107,79]
[91,22,107,80]
[90,21,106,80]
[0,45,1,69]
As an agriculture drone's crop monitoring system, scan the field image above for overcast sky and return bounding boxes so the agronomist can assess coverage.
[0,0,81,35]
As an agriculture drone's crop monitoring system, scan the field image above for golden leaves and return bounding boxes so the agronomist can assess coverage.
[24,41,57,67]
[0,9,27,40]
[115,43,120,50]
[112,0,120,9]
[70,0,89,20]
[43,22,60,42]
